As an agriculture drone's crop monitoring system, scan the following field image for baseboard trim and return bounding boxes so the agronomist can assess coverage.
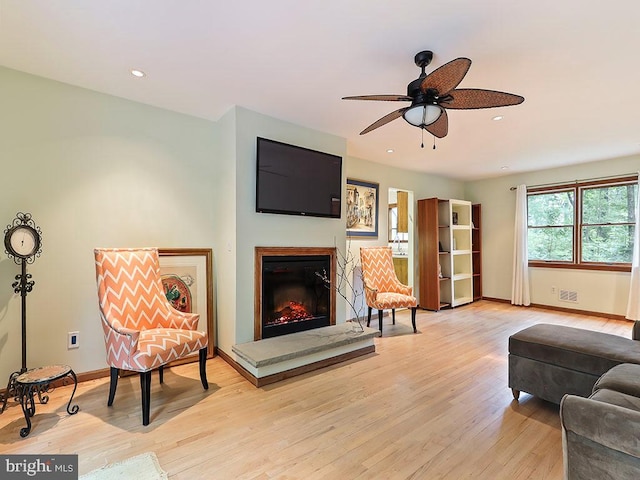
[76,367,111,383]
[482,297,628,321]
[0,347,219,395]
[217,345,376,388]
[217,348,259,386]
[483,297,510,304]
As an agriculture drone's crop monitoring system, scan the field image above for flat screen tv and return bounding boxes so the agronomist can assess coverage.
[256,137,342,218]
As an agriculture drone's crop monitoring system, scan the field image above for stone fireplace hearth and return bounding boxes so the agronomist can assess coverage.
[227,246,379,387]
[232,323,379,386]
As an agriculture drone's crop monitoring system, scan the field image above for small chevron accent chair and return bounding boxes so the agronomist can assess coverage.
[360,246,417,334]
[94,247,208,425]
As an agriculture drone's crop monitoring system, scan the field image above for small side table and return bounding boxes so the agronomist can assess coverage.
[15,365,79,437]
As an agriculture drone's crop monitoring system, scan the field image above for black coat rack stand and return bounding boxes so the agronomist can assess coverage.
[0,259,34,413]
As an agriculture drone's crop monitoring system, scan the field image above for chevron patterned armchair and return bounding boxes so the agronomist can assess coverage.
[360,246,417,334]
[94,247,208,425]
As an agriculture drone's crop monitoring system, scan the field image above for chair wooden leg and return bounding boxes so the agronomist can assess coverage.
[378,310,383,333]
[367,307,372,327]
[392,309,396,324]
[199,347,209,390]
[411,307,417,333]
[140,371,151,426]
[159,365,164,384]
[107,367,118,406]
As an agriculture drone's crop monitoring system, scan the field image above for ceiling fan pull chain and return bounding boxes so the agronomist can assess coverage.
[421,127,425,149]
[433,136,436,150]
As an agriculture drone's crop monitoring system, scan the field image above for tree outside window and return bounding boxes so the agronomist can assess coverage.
[526,176,637,271]
[528,189,574,262]
[581,183,636,263]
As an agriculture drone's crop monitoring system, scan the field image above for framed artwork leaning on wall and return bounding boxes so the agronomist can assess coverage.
[158,248,216,359]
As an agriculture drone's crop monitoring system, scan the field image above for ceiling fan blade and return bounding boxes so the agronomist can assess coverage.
[443,88,525,109]
[342,94,413,102]
[425,109,448,138]
[360,107,408,135]
[420,58,472,96]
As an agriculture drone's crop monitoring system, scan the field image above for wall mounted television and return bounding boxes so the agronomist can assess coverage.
[256,137,342,218]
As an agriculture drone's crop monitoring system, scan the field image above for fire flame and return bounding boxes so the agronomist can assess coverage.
[270,301,313,325]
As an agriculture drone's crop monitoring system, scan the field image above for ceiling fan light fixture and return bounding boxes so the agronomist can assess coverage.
[403,104,442,128]
[343,50,523,139]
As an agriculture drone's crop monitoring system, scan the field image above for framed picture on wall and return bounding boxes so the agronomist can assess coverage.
[346,179,379,237]
[158,248,215,359]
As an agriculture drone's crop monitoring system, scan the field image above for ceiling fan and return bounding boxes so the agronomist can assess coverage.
[343,50,524,145]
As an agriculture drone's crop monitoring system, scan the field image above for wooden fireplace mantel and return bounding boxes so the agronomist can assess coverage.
[254,246,337,341]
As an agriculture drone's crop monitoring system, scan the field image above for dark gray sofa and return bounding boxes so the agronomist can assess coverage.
[508,323,640,404]
[561,364,640,480]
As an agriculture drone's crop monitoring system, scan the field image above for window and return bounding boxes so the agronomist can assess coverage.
[527,176,638,271]
[528,189,575,262]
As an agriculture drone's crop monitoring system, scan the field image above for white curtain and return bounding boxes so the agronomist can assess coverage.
[626,176,640,320]
[512,184,531,306]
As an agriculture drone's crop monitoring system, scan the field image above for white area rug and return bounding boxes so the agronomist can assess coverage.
[80,452,168,480]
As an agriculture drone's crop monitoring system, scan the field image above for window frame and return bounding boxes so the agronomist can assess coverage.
[527,175,637,272]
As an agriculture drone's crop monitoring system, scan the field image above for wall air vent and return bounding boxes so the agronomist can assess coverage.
[559,289,578,303]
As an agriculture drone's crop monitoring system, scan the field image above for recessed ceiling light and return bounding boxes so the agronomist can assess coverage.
[387,149,394,153]
[492,115,503,121]
[501,166,510,170]
[130,69,146,78]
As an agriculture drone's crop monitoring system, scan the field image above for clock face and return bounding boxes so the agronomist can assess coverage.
[6,225,40,258]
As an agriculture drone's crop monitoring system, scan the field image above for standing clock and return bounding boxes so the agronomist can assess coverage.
[0,212,42,413]
[4,213,42,263]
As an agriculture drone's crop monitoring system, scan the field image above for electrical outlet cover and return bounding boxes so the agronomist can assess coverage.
[68,331,79,349]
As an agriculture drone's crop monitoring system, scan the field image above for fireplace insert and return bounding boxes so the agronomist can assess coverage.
[261,255,331,339]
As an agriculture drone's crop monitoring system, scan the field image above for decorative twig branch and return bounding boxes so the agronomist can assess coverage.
[316,238,365,332]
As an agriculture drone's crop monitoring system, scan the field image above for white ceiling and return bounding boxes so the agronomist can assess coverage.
[1,1,639,180]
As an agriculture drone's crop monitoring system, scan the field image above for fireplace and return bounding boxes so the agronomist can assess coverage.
[255,247,336,340]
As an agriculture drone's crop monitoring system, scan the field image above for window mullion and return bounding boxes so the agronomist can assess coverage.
[576,186,581,264]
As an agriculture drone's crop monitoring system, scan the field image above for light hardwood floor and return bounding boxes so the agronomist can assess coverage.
[0,301,632,479]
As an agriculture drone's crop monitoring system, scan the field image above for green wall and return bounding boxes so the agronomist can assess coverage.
[0,67,219,382]
[345,156,465,316]
[228,107,348,354]
[464,155,640,315]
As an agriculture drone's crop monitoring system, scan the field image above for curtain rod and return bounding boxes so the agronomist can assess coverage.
[509,172,639,191]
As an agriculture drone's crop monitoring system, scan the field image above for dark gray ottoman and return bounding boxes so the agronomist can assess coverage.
[509,324,640,404]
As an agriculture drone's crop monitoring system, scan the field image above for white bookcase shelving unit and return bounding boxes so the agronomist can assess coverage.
[418,198,474,310]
